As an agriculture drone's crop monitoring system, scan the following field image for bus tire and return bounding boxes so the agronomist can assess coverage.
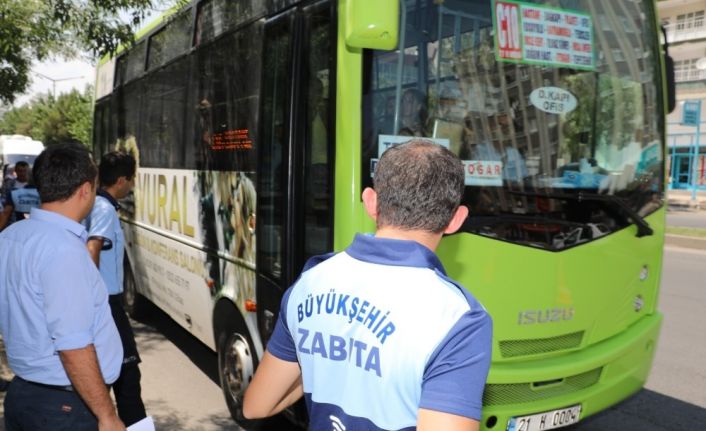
[216,310,263,430]
[122,257,150,319]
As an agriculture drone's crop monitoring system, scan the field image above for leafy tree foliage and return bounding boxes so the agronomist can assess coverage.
[0,106,36,137]
[0,0,158,104]
[0,86,94,147]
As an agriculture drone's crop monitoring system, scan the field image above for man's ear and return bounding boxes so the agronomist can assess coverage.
[361,187,378,221]
[80,181,93,197]
[78,180,97,202]
[444,205,469,235]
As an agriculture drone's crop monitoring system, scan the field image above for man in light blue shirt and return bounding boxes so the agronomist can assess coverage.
[85,151,147,427]
[0,143,126,431]
[244,140,492,431]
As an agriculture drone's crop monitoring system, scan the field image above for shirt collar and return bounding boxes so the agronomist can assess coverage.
[98,189,120,210]
[345,233,446,275]
[29,207,88,242]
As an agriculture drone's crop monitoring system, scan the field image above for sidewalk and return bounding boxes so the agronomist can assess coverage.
[0,339,10,381]
[0,338,11,431]
[667,189,706,211]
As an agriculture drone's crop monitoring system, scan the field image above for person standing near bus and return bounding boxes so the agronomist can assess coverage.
[0,143,125,431]
[0,161,40,231]
[1,163,17,196]
[398,88,428,136]
[84,151,147,427]
[243,140,492,431]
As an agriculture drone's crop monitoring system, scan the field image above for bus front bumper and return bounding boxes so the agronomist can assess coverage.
[480,312,663,431]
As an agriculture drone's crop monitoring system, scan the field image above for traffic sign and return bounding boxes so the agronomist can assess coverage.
[682,100,701,126]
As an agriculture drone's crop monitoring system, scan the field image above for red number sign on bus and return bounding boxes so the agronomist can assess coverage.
[496,1,521,60]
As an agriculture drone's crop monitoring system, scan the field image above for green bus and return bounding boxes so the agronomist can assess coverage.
[92,0,673,429]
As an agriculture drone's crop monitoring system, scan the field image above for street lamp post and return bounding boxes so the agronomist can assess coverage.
[33,72,84,98]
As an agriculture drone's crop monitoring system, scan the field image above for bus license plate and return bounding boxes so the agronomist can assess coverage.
[507,405,581,431]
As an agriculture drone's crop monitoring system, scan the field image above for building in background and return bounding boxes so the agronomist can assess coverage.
[659,0,706,192]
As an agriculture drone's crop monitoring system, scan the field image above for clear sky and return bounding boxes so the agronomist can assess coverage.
[13,58,96,106]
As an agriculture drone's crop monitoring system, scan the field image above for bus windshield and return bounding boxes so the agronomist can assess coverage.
[362,0,665,250]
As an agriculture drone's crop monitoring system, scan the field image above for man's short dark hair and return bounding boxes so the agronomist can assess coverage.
[14,161,29,170]
[374,140,464,233]
[33,143,97,203]
[99,151,136,187]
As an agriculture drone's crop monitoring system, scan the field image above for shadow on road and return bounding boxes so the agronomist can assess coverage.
[130,301,300,430]
[145,398,241,430]
[569,388,706,430]
[4,318,703,431]
[2,385,702,431]
[131,300,221,386]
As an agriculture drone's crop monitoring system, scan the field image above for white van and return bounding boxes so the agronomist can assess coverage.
[0,135,45,179]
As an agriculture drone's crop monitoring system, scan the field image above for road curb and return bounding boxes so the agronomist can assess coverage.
[667,197,706,211]
[667,204,703,212]
[665,234,706,250]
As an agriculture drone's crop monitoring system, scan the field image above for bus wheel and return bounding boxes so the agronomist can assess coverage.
[122,259,149,319]
[217,326,262,429]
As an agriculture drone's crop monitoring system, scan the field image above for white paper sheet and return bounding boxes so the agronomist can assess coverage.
[127,416,156,431]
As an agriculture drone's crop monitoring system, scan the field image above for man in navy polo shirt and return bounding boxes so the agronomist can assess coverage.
[84,151,147,427]
[0,143,125,431]
[244,140,492,430]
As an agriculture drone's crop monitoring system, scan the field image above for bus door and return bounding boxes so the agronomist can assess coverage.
[256,1,335,346]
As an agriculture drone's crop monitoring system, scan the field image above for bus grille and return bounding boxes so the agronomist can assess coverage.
[499,331,584,358]
[483,367,602,406]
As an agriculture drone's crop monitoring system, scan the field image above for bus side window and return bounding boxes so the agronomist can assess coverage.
[302,4,335,260]
[258,15,292,281]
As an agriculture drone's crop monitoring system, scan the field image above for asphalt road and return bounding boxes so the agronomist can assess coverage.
[567,246,706,430]
[1,246,705,430]
[127,302,294,431]
[666,209,706,229]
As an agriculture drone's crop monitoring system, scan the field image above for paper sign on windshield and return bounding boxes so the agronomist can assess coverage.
[530,87,577,114]
[493,0,594,70]
[372,135,451,177]
[377,135,450,158]
[463,160,504,186]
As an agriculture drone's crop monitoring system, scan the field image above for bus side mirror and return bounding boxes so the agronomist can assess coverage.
[661,25,676,113]
[665,54,676,113]
[345,0,399,50]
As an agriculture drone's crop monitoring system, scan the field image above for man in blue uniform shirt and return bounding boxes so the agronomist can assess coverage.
[85,151,147,427]
[0,143,126,431]
[0,161,40,230]
[244,140,493,430]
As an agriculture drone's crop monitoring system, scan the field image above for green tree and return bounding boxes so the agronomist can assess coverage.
[0,85,95,147]
[0,0,160,104]
[0,105,36,137]
[65,90,93,147]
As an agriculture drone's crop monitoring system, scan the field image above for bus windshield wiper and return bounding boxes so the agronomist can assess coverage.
[574,192,653,237]
[466,213,590,229]
[509,190,653,238]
